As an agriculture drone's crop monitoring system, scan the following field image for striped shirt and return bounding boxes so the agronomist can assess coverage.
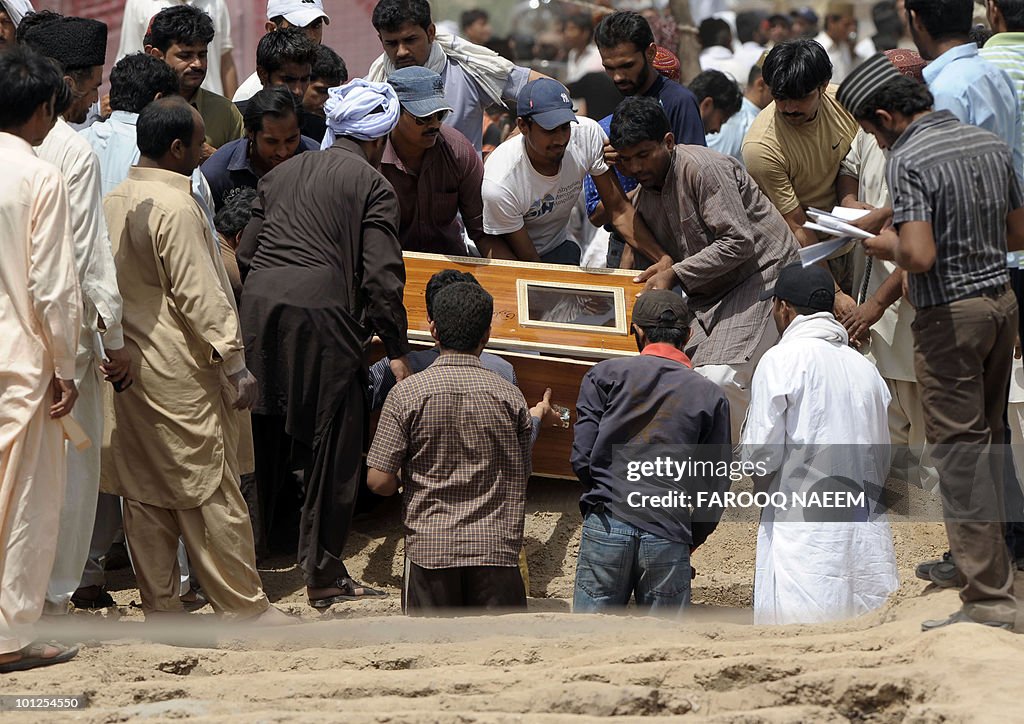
[981,32,1024,178]
[887,110,1022,308]
[367,353,533,569]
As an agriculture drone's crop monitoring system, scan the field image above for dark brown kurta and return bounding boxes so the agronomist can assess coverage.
[238,137,411,448]
[636,145,800,367]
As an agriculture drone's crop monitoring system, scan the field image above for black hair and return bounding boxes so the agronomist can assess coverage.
[594,10,654,52]
[372,0,432,33]
[698,18,732,50]
[767,13,792,29]
[968,23,993,46]
[425,269,481,319]
[137,96,196,158]
[144,5,214,52]
[736,10,766,44]
[432,282,493,352]
[748,63,763,87]
[109,52,179,113]
[904,0,972,40]
[761,38,832,100]
[994,0,1024,31]
[0,46,70,129]
[243,87,299,133]
[791,303,824,316]
[609,95,670,150]
[214,186,258,238]
[640,326,689,347]
[256,26,317,74]
[312,44,347,85]
[851,76,934,122]
[14,9,60,42]
[688,70,742,116]
[564,11,593,33]
[460,8,488,30]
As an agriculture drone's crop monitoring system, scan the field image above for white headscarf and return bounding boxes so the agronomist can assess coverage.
[1,0,35,26]
[320,79,400,150]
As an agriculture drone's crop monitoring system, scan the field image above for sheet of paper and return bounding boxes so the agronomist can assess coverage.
[798,237,854,267]
[829,206,871,222]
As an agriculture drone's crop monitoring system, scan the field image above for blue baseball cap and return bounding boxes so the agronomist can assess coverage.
[516,78,577,130]
[387,66,454,118]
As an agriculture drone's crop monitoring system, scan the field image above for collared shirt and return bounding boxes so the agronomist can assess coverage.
[444,56,530,153]
[923,41,1024,184]
[706,96,760,162]
[583,76,706,219]
[116,0,233,96]
[79,110,218,232]
[369,347,516,411]
[981,32,1024,178]
[742,86,858,217]
[888,110,1022,308]
[572,342,731,545]
[104,166,246,508]
[367,353,533,569]
[193,87,245,149]
[0,131,80,392]
[200,135,320,210]
[36,118,124,358]
[813,31,862,83]
[635,144,800,366]
[380,124,484,254]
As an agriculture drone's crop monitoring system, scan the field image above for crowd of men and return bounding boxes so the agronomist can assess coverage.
[1,0,1023,673]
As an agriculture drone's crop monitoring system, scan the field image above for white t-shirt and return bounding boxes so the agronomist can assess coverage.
[482,115,608,256]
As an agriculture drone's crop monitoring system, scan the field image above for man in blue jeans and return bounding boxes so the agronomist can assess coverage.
[571,291,731,613]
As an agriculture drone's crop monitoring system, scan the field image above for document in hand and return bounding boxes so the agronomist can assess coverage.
[798,207,872,267]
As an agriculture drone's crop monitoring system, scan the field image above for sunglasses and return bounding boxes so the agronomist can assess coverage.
[408,109,450,125]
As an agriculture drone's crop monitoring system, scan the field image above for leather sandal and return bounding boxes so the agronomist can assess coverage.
[308,577,388,609]
[0,642,79,674]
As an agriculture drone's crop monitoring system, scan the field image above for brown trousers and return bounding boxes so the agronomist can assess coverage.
[123,476,269,618]
[913,287,1019,625]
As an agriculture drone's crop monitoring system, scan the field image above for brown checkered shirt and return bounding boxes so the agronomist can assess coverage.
[367,353,533,569]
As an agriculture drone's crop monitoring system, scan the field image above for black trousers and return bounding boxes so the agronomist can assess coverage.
[404,561,527,615]
[251,378,366,587]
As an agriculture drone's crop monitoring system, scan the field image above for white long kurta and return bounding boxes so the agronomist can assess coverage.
[741,313,899,625]
[0,132,81,653]
[36,118,124,611]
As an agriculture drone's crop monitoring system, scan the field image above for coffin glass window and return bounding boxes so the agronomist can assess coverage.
[516,280,628,334]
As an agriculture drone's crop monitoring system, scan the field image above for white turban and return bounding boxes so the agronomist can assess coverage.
[320,79,400,150]
[1,0,35,26]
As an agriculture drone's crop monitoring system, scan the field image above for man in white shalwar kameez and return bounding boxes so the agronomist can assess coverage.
[21,15,132,614]
[742,263,898,625]
[0,46,82,672]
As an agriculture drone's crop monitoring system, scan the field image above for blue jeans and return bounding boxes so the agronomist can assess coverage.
[573,511,692,614]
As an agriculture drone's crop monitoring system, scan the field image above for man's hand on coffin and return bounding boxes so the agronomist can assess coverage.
[634,255,677,292]
[530,388,563,427]
[229,368,259,410]
[390,355,413,383]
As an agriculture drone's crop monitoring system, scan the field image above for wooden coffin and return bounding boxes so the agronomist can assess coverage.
[372,252,645,479]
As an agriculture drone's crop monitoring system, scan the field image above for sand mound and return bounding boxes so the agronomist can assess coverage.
[10,479,1021,721]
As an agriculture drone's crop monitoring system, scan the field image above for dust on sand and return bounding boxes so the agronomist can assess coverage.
[10,479,1023,722]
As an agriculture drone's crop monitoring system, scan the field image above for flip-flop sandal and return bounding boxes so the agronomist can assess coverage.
[308,578,388,609]
[0,642,79,674]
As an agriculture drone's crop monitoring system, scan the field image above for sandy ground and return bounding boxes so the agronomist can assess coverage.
[7,478,1024,722]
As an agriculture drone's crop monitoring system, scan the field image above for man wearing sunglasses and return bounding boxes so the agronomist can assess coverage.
[382,67,506,256]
